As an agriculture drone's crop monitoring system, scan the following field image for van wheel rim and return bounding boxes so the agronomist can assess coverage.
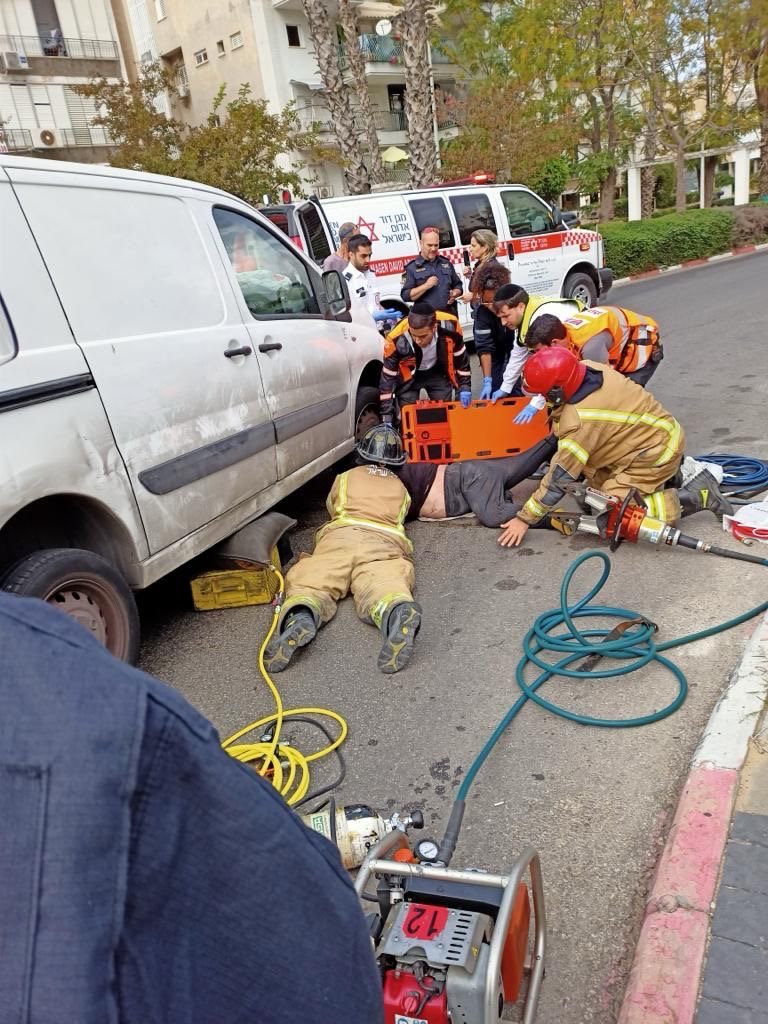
[356,403,381,441]
[571,283,593,304]
[45,576,129,658]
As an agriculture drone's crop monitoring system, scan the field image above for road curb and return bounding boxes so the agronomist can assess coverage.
[611,242,768,288]
[617,609,768,1024]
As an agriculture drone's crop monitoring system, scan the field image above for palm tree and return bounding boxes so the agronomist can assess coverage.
[337,0,385,184]
[300,0,371,194]
[394,0,439,188]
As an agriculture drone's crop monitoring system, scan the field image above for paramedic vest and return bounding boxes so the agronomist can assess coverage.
[563,306,660,373]
[384,311,463,386]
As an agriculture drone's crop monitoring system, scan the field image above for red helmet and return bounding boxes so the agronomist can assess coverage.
[522,346,587,406]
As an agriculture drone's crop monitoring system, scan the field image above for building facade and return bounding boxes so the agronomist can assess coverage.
[0,0,123,161]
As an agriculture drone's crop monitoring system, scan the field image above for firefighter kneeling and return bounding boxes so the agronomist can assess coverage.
[497,347,733,548]
[265,425,421,675]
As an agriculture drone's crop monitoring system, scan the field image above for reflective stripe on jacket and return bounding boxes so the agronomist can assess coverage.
[318,466,413,551]
[379,312,471,416]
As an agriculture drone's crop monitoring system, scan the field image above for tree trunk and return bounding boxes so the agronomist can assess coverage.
[337,0,385,184]
[395,0,437,188]
[702,154,717,207]
[599,165,617,220]
[300,0,370,194]
[758,76,768,197]
[675,146,687,212]
[641,109,658,218]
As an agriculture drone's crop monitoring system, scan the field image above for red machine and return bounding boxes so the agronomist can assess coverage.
[401,399,550,464]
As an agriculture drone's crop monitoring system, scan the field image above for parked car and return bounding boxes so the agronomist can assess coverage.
[264,183,613,329]
[0,155,385,661]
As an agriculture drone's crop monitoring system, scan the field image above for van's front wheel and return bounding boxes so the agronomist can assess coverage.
[563,271,598,307]
[354,386,381,443]
[1,548,140,663]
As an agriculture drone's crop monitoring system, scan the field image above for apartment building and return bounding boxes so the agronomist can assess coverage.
[117,0,462,196]
[0,0,123,161]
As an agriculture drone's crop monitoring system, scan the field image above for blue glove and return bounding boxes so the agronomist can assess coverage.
[491,388,511,404]
[479,376,493,400]
[513,402,537,425]
[459,390,472,409]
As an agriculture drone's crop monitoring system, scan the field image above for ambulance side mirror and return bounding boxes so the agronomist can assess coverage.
[550,204,566,229]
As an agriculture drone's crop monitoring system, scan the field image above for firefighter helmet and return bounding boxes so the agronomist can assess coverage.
[356,423,406,466]
[522,346,587,407]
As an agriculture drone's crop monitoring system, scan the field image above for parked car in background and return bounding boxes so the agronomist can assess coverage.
[0,155,384,661]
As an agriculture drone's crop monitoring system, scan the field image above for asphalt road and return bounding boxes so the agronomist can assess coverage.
[138,252,768,1024]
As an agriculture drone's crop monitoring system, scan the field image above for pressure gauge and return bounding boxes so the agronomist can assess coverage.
[415,838,440,863]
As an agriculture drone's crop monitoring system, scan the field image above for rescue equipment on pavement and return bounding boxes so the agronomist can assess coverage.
[550,487,768,566]
[301,804,424,869]
[401,398,550,463]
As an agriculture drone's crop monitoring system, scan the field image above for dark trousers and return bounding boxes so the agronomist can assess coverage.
[627,360,658,388]
[443,436,558,527]
[490,351,511,392]
[397,365,453,410]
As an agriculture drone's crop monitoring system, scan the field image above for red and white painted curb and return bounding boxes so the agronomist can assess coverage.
[618,610,768,1024]
[612,241,768,288]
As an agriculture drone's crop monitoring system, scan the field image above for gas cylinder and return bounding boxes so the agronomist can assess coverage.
[301,804,423,869]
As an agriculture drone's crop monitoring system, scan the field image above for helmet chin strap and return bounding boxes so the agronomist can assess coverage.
[547,386,565,408]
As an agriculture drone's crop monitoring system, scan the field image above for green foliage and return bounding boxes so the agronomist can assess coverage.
[529,157,572,203]
[730,203,768,245]
[575,152,616,196]
[715,172,735,188]
[600,209,733,276]
[653,164,676,208]
[75,65,323,204]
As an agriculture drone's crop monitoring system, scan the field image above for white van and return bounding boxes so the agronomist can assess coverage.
[0,155,384,661]
[264,183,613,329]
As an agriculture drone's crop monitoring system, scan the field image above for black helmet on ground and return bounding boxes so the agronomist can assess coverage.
[356,423,406,467]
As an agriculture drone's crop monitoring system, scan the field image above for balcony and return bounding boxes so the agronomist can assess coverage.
[0,33,120,77]
[58,127,114,147]
[338,34,455,76]
[0,127,33,151]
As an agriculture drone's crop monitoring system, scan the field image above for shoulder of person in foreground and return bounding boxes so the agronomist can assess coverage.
[0,594,384,1024]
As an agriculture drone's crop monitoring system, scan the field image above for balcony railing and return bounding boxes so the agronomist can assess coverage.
[0,127,33,151]
[338,34,453,69]
[59,127,114,147]
[375,109,407,132]
[0,33,118,60]
[298,106,409,135]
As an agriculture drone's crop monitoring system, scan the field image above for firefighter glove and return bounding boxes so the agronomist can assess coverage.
[513,402,538,425]
[491,388,511,404]
[480,376,493,400]
[459,390,472,409]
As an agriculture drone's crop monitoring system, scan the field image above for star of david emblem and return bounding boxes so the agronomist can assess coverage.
[356,215,379,242]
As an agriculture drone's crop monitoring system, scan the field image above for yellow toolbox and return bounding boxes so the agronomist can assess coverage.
[190,548,281,611]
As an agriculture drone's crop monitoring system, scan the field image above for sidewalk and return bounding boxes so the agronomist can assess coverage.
[618,609,768,1024]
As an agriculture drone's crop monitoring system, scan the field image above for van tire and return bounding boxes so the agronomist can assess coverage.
[355,386,381,442]
[1,548,140,663]
[563,271,598,306]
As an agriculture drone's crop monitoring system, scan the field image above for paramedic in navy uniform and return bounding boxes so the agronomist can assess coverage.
[401,226,463,316]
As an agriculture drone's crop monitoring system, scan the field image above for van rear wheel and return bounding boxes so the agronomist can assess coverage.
[563,271,598,307]
[355,386,381,442]
[1,548,140,663]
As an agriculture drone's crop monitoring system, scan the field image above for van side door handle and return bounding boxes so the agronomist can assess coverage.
[258,342,283,352]
[224,345,253,358]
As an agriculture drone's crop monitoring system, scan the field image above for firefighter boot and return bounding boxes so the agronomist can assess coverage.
[264,608,317,673]
[377,601,422,675]
[678,469,734,520]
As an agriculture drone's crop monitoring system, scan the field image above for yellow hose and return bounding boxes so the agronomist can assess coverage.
[221,565,348,807]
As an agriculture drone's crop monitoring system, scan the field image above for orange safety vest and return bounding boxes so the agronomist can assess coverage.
[562,306,660,374]
[384,311,463,386]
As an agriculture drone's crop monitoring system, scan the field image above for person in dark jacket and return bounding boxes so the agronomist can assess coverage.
[400,227,463,315]
[379,301,472,421]
[0,593,384,1024]
[471,271,514,399]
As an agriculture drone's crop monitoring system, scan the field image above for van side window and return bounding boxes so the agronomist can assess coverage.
[449,193,497,245]
[501,190,555,236]
[408,197,455,248]
[0,296,17,365]
[298,204,332,264]
[214,208,320,317]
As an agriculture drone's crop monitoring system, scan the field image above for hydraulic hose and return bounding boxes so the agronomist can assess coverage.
[695,453,768,502]
[675,533,768,566]
[450,550,768,856]
[221,565,349,807]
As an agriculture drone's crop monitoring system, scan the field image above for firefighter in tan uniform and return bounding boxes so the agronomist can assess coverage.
[497,347,733,548]
[525,306,663,388]
[265,425,421,675]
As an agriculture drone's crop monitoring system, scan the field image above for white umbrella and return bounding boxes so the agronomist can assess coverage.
[381,145,408,164]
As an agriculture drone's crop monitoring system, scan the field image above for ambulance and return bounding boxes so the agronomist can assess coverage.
[263,180,613,330]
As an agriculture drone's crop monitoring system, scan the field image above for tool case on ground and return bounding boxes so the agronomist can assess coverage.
[401,398,550,464]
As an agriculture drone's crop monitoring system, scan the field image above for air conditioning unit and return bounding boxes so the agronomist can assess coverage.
[39,129,57,147]
[177,82,189,98]
[317,185,333,199]
[1,51,29,72]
